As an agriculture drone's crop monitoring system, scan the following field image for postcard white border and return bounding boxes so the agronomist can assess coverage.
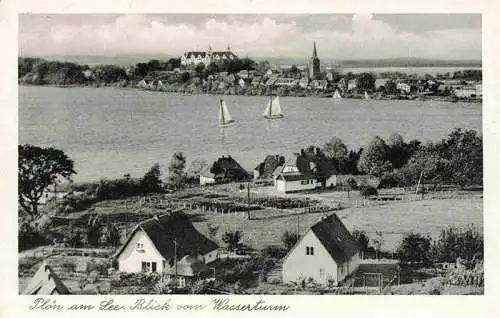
[1,1,499,317]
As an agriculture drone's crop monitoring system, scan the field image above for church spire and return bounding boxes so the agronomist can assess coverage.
[312,41,318,58]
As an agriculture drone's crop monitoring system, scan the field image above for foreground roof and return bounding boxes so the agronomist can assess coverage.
[22,262,71,295]
[310,214,360,263]
[116,211,218,261]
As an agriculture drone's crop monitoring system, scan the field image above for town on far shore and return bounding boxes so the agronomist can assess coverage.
[19,41,482,102]
[19,123,483,295]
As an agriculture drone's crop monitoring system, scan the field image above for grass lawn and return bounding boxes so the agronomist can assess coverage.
[188,198,482,252]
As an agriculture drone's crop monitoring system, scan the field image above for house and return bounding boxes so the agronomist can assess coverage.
[251,76,263,87]
[200,155,251,185]
[274,163,320,193]
[180,46,238,66]
[298,77,309,89]
[397,82,411,94]
[265,77,278,86]
[22,262,71,295]
[274,148,337,193]
[282,213,361,286]
[237,70,249,79]
[254,155,285,180]
[310,79,328,90]
[454,85,481,98]
[274,78,298,87]
[266,68,281,76]
[375,78,390,90]
[347,79,357,91]
[115,211,219,282]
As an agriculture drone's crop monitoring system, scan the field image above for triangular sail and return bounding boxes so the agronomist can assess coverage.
[271,96,282,116]
[219,99,233,125]
[263,98,272,117]
[333,89,342,99]
[263,96,284,118]
[364,91,369,99]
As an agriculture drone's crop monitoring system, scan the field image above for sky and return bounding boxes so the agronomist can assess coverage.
[18,14,482,60]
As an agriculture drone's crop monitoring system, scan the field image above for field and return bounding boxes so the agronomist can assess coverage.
[188,197,483,252]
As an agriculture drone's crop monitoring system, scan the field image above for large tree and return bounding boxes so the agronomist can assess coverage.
[440,128,482,187]
[18,145,76,218]
[357,136,393,177]
[140,163,162,193]
[322,137,348,172]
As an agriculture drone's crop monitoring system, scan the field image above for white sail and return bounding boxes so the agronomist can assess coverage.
[333,89,342,99]
[263,99,272,117]
[364,91,370,99]
[271,96,282,116]
[263,96,284,119]
[219,99,234,126]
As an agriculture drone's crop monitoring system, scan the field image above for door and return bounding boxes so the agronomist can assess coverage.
[320,268,325,284]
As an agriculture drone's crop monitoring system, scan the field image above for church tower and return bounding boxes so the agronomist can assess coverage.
[309,41,320,79]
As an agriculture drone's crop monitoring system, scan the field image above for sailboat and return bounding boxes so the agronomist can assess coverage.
[364,91,370,99]
[333,89,342,99]
[263,95,284,119]
[218,99,234,127]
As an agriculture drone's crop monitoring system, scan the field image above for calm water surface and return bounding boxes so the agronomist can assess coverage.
[19,86,482,182]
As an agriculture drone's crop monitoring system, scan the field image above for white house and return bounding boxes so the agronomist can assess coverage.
[397,82,411,94]
[282,213,361,286]
[115,211,219,277]
[180,46,237,66]
[274,154,337,193]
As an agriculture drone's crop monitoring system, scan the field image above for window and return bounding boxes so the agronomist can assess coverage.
[137,243,144,250]
[141,262,151,273]
[151,262,157,272]
[306,246,314,255]
[301,180,308,185]
[178,276,186,288]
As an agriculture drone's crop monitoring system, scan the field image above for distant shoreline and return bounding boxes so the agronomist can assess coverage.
[19,84,482,104]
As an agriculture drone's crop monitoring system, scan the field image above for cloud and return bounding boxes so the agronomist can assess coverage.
[303,14,481,59]
[19,14,481,60]
[22,15,299,56]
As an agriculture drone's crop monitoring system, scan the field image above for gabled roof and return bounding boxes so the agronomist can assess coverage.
[296,148,337,179]
[22,262,71,295]
[310,214,360,263]
[201,155,250,181]
[254,155,285,179]
[116,211,218,262]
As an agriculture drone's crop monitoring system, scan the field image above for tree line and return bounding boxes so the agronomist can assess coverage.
[18,56,260,86]
[321,128,482,189]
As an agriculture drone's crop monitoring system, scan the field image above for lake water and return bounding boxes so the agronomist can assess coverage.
[19,86,482,182]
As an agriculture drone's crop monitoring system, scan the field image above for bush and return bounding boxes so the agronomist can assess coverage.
[432,225,483,265]
[262,245,287,259]
[359,185,378,198]
[397,232,432,265]
[86,258,111,276]
[222,230,243,252]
